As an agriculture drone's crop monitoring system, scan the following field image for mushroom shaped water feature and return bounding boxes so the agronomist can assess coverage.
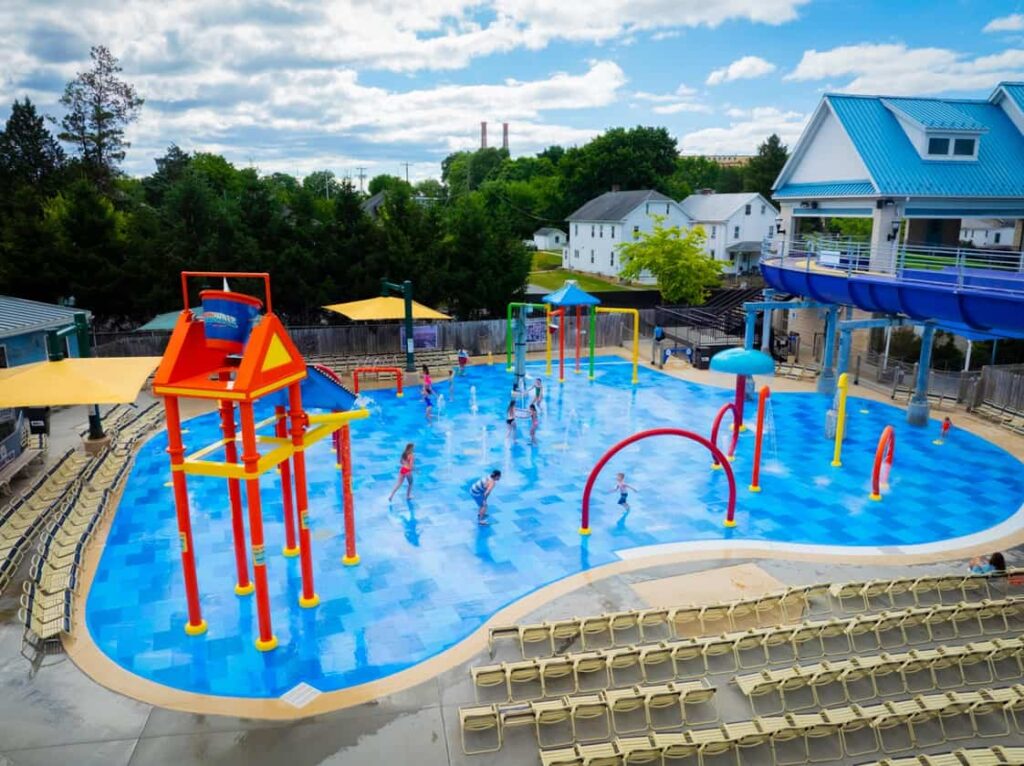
[709,347,775,433]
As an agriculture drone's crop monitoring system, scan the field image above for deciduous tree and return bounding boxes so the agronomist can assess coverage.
[617,218,722,305]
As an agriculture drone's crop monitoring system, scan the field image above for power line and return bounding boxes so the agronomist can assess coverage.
[401,162,411,184]
[355,166,367,192]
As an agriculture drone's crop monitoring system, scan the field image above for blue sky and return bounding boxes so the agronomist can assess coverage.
[1,0,1022,183]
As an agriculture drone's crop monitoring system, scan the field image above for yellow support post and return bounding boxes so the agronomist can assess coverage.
[831,372,849,467]
[596,307,640,384]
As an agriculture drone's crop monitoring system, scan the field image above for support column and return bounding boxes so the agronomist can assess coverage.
[964,340,973,372]
[218,395,253,595]
[907,323,935,426]
[288,383,319,607]
[760,289,775,353]
[340,427,359,566]
[588,307,596,380]
[817,306,838,396]
[776,204,797,258]
[744,308,757,350]
[164,396,206,636]
[574,306,582,374]
[275,405,299,557]
[869,203,901,273]
[238,400,276,651]
[836,306,855,377]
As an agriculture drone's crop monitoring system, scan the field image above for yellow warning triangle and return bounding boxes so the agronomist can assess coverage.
[261,333,293,372]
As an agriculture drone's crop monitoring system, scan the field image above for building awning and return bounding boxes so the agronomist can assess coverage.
[726,241,764,254]
[0,357,161,407]
[323,296,451,321]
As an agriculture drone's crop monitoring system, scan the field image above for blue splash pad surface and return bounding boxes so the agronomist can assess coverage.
[87,359,1024,697]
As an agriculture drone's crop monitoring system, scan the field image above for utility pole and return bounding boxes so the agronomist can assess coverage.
[401,162,411,184]
[356,166,367,192]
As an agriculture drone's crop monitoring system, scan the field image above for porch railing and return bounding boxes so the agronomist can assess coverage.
[760,236,1024,295]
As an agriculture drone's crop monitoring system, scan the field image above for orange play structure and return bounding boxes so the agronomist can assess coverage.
[352,366,404,396]
[153,272,367,651]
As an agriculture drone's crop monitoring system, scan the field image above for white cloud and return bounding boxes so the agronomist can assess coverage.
[787,43,1024,95]
[653,102,712,115]
[679,107,807,154]
[984,14,1024,33]
[633,83,709,114]
[706,56,777,86]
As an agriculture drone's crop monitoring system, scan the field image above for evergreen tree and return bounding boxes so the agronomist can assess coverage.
[0,98,64,190]
[743,134,788,200]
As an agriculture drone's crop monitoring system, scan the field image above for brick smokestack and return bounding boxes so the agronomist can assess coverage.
[502,122,509,150]
[480,121,487,149]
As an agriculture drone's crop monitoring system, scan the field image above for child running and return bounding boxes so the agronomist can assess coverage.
[423,387,434,422]
[421,364,434,395]
[470,469,501,525]
[611,472,637,512]
[388,443,415,501]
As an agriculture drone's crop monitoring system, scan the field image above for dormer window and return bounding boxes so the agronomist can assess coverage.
[927,137,950,155]
[953,138,976,156]
[926,134,978,159]
[883,99,984,162]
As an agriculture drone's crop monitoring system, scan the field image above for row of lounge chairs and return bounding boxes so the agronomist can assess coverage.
[970,401,1024,436]
[307,350,458,376]
[534,686,1024,765]
[490,572,1022,659]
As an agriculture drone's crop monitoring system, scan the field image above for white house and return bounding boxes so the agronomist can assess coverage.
[960,218,1016,249]
[679,192,778,275]
[565,190,691,281]
[532,227,566,251]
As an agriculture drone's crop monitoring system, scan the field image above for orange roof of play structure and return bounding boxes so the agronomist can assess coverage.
[323,296,451,321]
[0,357,161,407]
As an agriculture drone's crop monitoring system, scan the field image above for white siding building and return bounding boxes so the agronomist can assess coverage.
[960,218,1016,249]
[565,190,691,282]
[532,227,566,250]
[679,192,778,275]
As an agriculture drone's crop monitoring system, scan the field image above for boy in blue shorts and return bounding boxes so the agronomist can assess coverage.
[470,470,501,525]
[611,472,637,512]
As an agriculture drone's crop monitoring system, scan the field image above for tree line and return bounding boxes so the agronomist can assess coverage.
[0,46,787,326]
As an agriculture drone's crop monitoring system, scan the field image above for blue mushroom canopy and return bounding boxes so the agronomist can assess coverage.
[542,280,602,307]
[709,347,775,376]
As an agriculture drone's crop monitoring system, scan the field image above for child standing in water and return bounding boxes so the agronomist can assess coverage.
[528,403,539,443]
[423,388,434,422]
[532,377,543,411]
[388,443,415,501]
[506,398,517,435]
[470,470,501,525]
[422,364,434,395]
[611,472,637,512]
[457,348,469,374]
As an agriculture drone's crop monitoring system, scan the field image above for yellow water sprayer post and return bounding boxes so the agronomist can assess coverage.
[831,372,849,467]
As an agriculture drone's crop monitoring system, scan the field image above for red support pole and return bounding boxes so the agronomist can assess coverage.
[749,386,770,493]
[164,396,207,635]
[340,426,359,565]
[580,427,738,534]
[288,383,319,606]
[558,308,566,383]
[709,402,740,469]
[238,400,277,651]
[575,305,582,374]
[275,405,299,557]
[869,426,896,501]
[218,395,253,595]
[734,374,747,432]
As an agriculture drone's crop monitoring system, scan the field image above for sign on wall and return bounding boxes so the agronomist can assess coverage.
[400,324,440,351]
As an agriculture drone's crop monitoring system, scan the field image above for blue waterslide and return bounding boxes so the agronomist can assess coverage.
[760,254,1024,333]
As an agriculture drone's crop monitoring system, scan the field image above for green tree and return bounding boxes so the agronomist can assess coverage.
[58,46,144,185]
[0,98,64,190]
[617,218,721,304]
[367,174,410,196]
[303,170,342,199]
[413,178,445,198]
[743,134,788,199]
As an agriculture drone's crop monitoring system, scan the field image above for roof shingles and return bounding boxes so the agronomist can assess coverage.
[0,297,87,340]
[567,190,673,222]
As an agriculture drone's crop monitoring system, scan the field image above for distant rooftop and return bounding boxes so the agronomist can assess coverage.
[680,192,772,221]
[0,296,89,340]
[567,190,673,222]
[882,98,988,132]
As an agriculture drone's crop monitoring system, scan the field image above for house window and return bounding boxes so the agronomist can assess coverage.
[590,250,595,264]
[632,225,640,240]
[953,138,975,156]
[710,226,716,239]
[733,226,740,239]
[744,204,751,215]
[610,252,615,267]
[591,225,595,237]
[927,137,950,155]
[574,249,579,259]
[574,224,578,236]
[761,204,766,215]
[665,204,669,214]
[554,235,560,244]
[995,232,1002,244]
[610,226,615,239]
[599,225,603,238]
[645,203,649,215]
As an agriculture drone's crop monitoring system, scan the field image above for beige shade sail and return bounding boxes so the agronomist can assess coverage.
[322,296,451,321]
[0,357,162,407]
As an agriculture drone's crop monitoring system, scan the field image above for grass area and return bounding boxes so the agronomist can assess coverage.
[903,252,1009,271]
[528,268,631,292]
[531,250,562,271]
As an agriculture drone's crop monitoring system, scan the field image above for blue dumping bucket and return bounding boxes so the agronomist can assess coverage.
[199,290,263,351]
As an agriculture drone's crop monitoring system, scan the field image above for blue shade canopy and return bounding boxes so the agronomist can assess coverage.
[542,280,602,307]
[710,347,776,375]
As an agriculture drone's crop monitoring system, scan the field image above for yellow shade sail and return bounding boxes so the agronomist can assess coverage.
[0,357,162,407]
[323,296,451,321]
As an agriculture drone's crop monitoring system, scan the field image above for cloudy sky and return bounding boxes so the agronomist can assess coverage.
[1,0,1022,183]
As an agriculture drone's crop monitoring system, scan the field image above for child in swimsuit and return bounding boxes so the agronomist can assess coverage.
[529,403,538,442]
[422,364,434,395]
[506,399,516,434]
[423,389,434,422]
[470,470,501,525]
[532,377,543,410]
[388,443,414,501]
[457,349,469,374]
[612,472,637,512]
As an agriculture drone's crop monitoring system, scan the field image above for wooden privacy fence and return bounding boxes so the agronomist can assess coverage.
[971,364,1024,412]
[94,314,629,359]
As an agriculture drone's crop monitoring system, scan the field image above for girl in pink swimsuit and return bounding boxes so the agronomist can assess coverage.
[388,443,415,501]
